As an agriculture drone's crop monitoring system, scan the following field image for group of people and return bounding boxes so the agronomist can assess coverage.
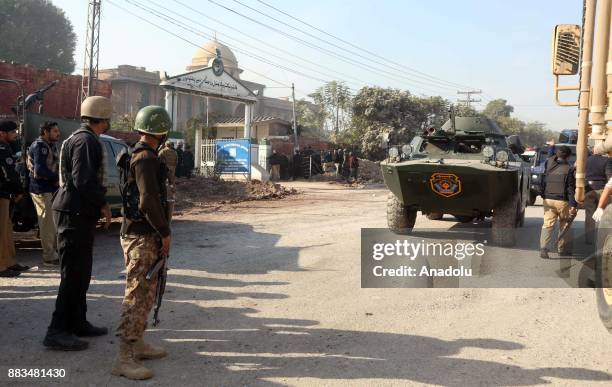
[0,97,176,380]
[331,148,359,180]
[538,143,612,259]
[268,146,360,181]
[159,141,195,179]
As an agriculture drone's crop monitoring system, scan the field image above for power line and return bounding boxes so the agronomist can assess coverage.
[139,0,369,90]
[457,89,482,108]
[254,0,477,91]
[206,0,459,96]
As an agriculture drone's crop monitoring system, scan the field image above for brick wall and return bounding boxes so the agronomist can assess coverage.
[0,61,111,119]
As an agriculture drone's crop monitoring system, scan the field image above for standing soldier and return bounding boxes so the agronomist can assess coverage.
[27,121,61,266]
[583,149,611,244]
[0,120,29,277]
[539,145,577,258]
[43,96,112,351]
[183,144,195,179]
[112,106,172,380]
[159,141,178,220]
[175,142,184,178]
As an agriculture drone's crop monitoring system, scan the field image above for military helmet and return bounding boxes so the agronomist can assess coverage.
[134,105,172,136]
[81,96,112,120]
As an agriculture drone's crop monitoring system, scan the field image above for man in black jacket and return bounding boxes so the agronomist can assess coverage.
[539,145,577,258]
[584,149,611,244]
[0,120,29,277]
[43,96,113,351]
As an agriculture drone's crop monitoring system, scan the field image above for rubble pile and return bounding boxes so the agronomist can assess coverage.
[174,176,297,210]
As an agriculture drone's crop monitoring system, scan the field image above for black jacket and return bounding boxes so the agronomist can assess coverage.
[0,140,23,199]
[586,154,612,191]
[541,156,577,207]
[52,125,107,218]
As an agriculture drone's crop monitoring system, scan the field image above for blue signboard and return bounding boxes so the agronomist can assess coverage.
[215,139,251,174]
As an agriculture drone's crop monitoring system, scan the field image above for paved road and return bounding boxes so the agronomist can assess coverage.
[1,181,611,386]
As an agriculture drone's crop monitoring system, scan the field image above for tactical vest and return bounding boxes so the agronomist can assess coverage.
[117,143,168,223]
[58,127,107,190]
[27,138,58,180]
[545,159,570,197]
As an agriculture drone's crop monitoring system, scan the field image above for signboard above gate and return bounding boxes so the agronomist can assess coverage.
[160,67,257,103]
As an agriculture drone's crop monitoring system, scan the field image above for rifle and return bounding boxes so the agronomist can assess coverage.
[145,248,167,327]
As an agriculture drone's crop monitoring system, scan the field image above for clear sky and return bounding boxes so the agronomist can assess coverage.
[52,0,583,130]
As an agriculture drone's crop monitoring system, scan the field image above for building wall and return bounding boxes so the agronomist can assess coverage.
[0,61,111,119]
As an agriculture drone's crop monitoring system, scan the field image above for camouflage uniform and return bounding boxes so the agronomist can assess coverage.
[117,234,160,342]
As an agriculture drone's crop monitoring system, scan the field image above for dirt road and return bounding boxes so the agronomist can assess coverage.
[1,181,611,386]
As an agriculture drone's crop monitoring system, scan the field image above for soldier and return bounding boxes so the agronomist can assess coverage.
[43,96,112,351]
[159,141,178,220]
[159,141,177,185]
[583,149,612,244]
[27,121,61,266]
[183,144,194,179]
[0,120,29,277]
[112,106,172,380]
[175,142,184,178]
[539,145,577,258]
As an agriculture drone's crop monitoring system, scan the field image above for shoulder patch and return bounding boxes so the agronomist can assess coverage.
[41,147,48,155]
[6,157,14,165]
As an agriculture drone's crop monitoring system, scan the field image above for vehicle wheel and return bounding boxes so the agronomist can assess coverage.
[387,193,417,234]
[426,212,443,220]
[454,215,474,223]
[491,193,519,247]
[527,191,538,206]
[596,233,612,334]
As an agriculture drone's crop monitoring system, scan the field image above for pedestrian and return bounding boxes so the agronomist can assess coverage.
[348,152,359,181]
[583,149,611,244]
[0,120,29,277]
[292,150,302,179]
[324,150,333,173]
[183,144,195,179]
[592,177,612,222]
[175,142,184,178]
[333,149,340,176]
[43,96,112,351]
[342,148,350,178]
[269,150,281,181]
[336,148,344,177]
[539,145,577,259]
[112,106,172,380]
[27,121,61,266]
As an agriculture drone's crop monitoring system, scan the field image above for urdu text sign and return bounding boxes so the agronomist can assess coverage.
[216,139,251,174]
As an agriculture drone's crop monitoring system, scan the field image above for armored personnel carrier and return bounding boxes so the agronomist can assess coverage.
[381,116,530,246]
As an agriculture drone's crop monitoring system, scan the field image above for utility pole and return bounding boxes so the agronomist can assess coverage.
[457,89,482,108]
[81,0,102,101]
[292,83,299,151]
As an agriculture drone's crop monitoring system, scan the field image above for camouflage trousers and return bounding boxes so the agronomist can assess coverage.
[117,234,160,342]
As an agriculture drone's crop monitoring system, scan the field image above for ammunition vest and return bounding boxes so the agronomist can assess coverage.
[544,159,570,197]
[118,142,168,223]
[58,127,107,191]
[26,138,58,180]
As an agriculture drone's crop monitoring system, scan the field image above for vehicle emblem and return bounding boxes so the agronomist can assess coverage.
[430,173,462,197]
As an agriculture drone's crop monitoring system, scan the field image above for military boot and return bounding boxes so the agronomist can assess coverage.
[111,340,153,380]
[134,338,167,360]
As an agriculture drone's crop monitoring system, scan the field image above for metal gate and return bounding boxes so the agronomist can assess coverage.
[200,139,217,177]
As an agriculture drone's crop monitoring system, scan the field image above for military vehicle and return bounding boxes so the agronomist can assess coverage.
[550,2,611,333]
[381,116,530,247]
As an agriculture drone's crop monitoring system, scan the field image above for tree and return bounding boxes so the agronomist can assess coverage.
[295,98,326,137]
[350,87,434,159]
[0,0,76,73]
[309,81,352,137]
[482,99,514,121]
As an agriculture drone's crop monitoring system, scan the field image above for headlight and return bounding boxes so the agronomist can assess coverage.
[531,174,538,179]
[388,147,399,158]
[401,144,412,157]
[496,150,509,162]
[483,146,495,158]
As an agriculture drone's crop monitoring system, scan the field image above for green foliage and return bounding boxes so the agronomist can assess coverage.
[482,99,514,120]
[482,100,556,146]
[111,114,136,132]
[309,81,352,137]
[295,98,326,138]
[0,0,76,73]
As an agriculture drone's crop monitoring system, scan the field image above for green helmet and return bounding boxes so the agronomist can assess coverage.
[134,105,172,136]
